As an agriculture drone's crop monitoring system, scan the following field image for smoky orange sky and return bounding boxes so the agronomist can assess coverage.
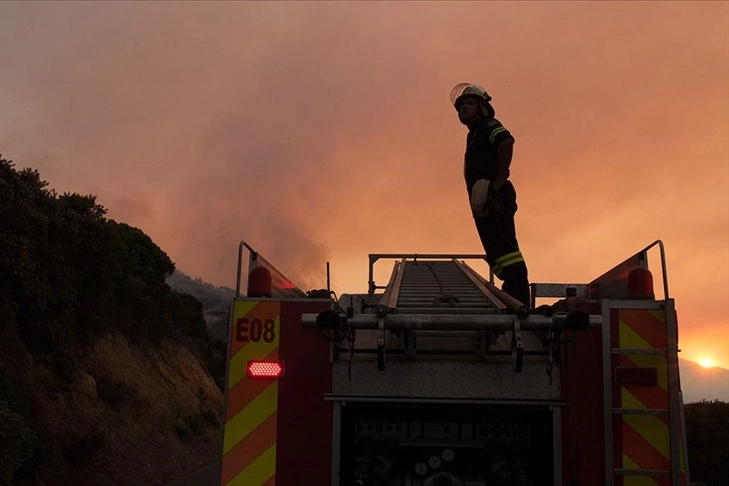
[1,2,727,369]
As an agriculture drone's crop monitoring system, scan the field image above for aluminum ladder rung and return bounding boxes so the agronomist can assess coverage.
[611,348,668,355]
[613,408,669,416]
[397,297,491,304]
[394,308,500,315]
[615,468,670,477]
[394,260,501,314]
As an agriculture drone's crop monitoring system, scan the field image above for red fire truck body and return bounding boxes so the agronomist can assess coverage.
[220,241,689,486]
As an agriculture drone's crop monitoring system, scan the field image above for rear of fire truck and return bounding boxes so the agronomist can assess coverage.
[305,252,569,486]
[220,240,690,486]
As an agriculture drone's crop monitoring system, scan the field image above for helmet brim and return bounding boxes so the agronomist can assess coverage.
[450,83,492,108]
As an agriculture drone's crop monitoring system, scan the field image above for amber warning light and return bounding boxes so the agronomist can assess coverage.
[247,361,285,379]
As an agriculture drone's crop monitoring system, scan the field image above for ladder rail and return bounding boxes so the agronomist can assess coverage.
[666,298,683,485]
[602,299,614,486]
[456,260,509,312]
[378,259,404,310]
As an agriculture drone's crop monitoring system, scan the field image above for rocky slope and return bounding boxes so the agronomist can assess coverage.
[1,321,223,486]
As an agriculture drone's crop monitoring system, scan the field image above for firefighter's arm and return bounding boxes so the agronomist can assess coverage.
[493,138,514,192]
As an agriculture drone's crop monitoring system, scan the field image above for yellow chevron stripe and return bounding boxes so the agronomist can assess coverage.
[619,319,653,349]
[234,301,259,324]
[228,316,281,389]
[622,454,659,485]
[619,320,668,391]
[227,444,277,486]
[648,309,666,324]
[223,381,278,454]
[226,300,259,389]
[622,387,648,410]
[623,410,670,460]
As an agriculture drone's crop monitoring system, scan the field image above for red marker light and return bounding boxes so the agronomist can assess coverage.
[247,266,272,298]
[247,361,284,378]
[627,267,655,300]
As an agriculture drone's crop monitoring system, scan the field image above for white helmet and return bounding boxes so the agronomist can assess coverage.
[450,83,492,110]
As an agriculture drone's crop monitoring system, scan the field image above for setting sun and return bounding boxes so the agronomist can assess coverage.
[699,358,715,368]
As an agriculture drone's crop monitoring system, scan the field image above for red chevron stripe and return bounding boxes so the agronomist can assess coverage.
[621,384,670,415]
[221,411,278,485]
[262,477,276,486]
[621,310,667,350]
[619,352,670,413]
[623,420,670,471]
[225,348,280,421]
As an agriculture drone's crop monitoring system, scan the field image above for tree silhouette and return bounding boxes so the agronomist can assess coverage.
[685,400,729,486]
[0,156,224,483]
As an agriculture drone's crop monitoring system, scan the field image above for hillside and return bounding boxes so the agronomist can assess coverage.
[680,359,729,403]
[0,325,222,486]
[0,157,224,485]
[166,271,235,343]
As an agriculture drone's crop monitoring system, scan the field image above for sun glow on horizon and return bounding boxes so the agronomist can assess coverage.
[699,358,715,368]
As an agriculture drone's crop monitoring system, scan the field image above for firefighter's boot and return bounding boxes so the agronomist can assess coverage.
[500,261,530,308]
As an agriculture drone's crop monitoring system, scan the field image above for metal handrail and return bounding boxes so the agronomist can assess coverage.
[235,240,306,298]
[588,239,670,300]
[235,241,256,297]
[629,239,670,299]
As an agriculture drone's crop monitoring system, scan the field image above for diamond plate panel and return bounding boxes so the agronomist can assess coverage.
[332,360,561,399]
[346,327,547,354]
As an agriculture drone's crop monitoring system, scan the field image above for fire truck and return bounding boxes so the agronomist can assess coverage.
[220,240,690,486]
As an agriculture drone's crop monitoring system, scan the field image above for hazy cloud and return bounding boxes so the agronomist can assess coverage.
[1,2,727,366]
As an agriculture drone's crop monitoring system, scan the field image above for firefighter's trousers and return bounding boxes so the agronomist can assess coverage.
[472,181,531,307]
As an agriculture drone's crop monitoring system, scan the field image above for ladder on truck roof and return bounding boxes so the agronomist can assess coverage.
[376,255,524,361]
[303,253,597,375]
[369,253,528,317]
[301,254,598,372]
[369,255,514,370]
[317,253,595,372]
[376,258,503,314]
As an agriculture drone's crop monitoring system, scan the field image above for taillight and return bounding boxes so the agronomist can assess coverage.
[247,360,284,379]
